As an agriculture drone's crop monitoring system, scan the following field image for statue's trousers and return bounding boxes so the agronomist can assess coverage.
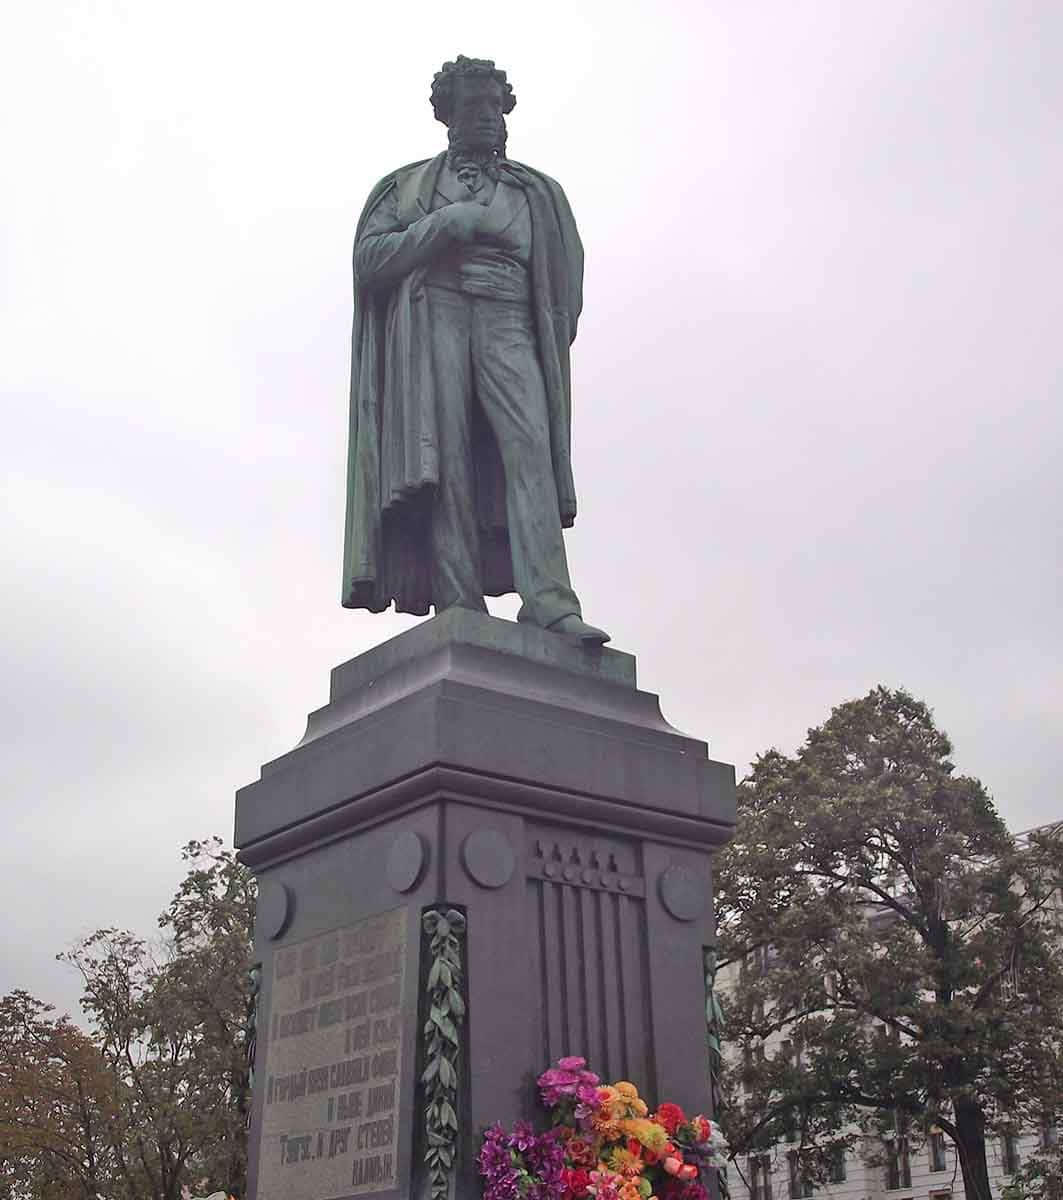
[425,284,581,629]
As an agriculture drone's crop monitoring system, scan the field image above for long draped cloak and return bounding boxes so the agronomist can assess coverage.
[341,151,584,614]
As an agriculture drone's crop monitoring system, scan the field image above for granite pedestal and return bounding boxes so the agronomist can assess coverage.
[235,610,735,1200]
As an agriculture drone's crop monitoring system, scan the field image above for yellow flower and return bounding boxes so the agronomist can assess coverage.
[630,1098,649,1118]
[614,1082,639,1100]
[620,1119,669,1153]
[608,1148,645,1178]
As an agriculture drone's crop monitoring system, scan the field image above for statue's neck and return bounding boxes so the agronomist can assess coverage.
[446,121,507,166]
[446,145,503,167]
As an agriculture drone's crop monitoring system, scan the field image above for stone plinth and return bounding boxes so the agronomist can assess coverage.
[236,610,735,1200]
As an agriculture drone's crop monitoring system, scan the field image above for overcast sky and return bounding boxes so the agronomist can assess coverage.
[2,0,1060,1020]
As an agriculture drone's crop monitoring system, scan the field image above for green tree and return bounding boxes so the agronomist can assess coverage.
[0,991,117,1199]
[715,687,1063,1200]
[59,837,255,1200]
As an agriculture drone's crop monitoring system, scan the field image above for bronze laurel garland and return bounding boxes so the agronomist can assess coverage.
[704,947,729,1200]
[243,962,262,1131]
[422,908,467,1200]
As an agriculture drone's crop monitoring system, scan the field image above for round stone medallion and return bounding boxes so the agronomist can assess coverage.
[258,880,293,940]
[462,829,516,889]
[386,831,427,893]
[658,865,707,922]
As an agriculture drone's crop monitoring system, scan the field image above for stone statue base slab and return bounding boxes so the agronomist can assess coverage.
[235,611,735,1200]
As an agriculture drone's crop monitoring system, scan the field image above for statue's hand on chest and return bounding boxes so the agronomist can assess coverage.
[450,169,518,242]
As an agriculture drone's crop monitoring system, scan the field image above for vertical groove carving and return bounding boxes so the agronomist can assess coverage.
[555,882,570,1053]
[598,889,622,1079]
[530,879,548,1068]
[529,835,646,1080]
[637,894,657,1099]
[561,884,583,1056]
[579,888,603,1073]
[612,892,630,1078]
[538,879,562,1063]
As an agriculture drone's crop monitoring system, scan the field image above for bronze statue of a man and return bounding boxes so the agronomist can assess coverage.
[341,56,608,643]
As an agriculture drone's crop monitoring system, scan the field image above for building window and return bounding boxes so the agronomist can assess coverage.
[787,1152,813,1199]
[750,1155,773,1200]
[929,1191,952,1200]
[1001,1133,1020,1175]
[929,1130,947,1172]
[885,1139,912,1190]
[829,1146,847,1184]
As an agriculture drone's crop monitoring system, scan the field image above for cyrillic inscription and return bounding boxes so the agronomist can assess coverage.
[257,908,406,1200]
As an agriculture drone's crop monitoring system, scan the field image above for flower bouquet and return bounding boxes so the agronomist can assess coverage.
[479,1057,727,1200]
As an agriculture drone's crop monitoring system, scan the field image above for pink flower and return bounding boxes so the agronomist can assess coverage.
[558,1056,588,1071]
[538,1058,601,1108]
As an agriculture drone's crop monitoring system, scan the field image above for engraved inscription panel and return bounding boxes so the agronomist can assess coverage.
[257,908,406,1200]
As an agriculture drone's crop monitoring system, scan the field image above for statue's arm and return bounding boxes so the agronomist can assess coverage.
[354,185,468,289]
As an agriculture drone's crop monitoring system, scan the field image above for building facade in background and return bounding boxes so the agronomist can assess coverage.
[719,823,1062,1200]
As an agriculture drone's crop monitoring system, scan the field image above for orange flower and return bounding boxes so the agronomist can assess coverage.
[614,1082,639,1100]
[607,1148,644,1179]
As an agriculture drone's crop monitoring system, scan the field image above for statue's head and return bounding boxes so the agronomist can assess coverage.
[431,56,516,158]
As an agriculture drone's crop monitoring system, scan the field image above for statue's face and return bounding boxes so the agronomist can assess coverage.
[449,75,506,151]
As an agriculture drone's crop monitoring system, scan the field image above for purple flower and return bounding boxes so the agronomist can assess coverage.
[480,1123,567,1200]
[480,1125,523,1200]
[510,1120,537,1152]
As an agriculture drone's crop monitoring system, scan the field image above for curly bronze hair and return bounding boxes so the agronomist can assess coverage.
[430,55,516,125]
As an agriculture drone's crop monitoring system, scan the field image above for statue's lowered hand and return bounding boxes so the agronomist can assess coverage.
[442,201,487,242]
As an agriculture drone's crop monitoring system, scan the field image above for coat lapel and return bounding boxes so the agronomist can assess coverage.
[395,152,448,225]
[433,169,466,207]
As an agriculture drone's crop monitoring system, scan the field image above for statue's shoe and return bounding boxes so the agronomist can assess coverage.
[548,614,611,644]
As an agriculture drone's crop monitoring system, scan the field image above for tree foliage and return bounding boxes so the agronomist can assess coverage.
[0,838,255,1200]
[715,687,1063,1200]
[0,991,117,1199]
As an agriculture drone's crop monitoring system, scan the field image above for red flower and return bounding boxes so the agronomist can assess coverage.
[566,1137,598,1168]
[563,1167,593,1199]
[655,1103,687,1136]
